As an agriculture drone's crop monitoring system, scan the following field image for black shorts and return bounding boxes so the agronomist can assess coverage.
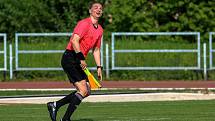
[61,50,87,83]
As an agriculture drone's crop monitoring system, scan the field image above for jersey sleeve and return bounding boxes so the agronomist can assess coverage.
[73,21,89,38]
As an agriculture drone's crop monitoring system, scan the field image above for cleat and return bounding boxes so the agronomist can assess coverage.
[47,102,57,121]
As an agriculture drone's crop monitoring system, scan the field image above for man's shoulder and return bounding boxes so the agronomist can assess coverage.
[78,18,91,25]
[98,24,103,32]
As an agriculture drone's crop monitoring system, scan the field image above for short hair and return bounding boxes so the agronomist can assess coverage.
[88,1,103,9]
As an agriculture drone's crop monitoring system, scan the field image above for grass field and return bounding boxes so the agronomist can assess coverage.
[0,100,215,121]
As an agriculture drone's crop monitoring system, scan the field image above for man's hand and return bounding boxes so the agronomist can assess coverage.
[97,68,102,81]
[80,60,87,70]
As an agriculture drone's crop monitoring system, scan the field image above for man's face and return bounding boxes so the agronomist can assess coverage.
[89,3,103,19]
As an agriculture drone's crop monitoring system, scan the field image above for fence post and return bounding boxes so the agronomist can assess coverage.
[105,43,109,78]
[2,34,7,81]
[9,44,13,80]
[203,43,207,80]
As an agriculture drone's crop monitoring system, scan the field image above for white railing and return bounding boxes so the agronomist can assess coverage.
[15,33,103,71]
[0,33,7,71]
[111,32,201,70]
[209,32,215,70]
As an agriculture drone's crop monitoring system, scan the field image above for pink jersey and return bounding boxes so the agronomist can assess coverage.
[66,17,103,57]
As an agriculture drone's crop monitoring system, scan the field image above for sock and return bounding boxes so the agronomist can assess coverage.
[62,93,83,120]
[56,91,77,109]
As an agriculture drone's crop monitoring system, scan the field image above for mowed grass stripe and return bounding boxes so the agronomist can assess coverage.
[0,100,215,121]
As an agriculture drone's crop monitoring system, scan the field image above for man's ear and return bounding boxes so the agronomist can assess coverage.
[89,9,91,14]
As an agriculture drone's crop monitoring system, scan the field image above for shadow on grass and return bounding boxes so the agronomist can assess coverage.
[73,119,94,121]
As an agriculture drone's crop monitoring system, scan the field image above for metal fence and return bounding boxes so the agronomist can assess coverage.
[15,33,103,71]
[1,32,214,80]
[209,32,215,70]
[111,32,201,70]
[0,33,7,71]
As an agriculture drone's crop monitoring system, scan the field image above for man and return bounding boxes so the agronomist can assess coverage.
[47,1,103,121]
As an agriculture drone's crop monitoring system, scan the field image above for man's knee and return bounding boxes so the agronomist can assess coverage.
[85,90,91,97]
[79,89,90,98]
[74,80,90,97]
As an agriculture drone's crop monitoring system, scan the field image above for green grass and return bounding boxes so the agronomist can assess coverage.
[113,37,198,67]
[17,39,96,68]
[115,53,197,67]
[0,100,215,121]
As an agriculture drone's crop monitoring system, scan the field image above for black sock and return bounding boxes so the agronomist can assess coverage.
[62,93,83,120]
[56,91,77,109]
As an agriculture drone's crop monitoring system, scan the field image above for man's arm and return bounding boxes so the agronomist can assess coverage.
[71,34,87,70]
[71,34,81,52]
[93,47,102,81]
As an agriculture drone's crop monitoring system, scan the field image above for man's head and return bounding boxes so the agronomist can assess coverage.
[89,1,103,19]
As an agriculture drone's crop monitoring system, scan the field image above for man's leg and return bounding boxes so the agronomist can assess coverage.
[48,88,78,121]
[61,93,83,121]
[47,91,77,121]
[47,102,57,121]
[55,91,77,109]
[61,80,90,121]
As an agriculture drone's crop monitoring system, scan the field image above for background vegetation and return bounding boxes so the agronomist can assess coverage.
[0,0,215,81]
[0,0,214,40]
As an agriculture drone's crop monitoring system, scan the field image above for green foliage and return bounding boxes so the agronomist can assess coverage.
[0,0,62,40]
[0,0,106,41]
[0,0,214,42]
[104,0,215,42]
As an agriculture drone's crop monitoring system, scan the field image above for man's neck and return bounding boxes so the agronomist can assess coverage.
[90,16,99,25]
